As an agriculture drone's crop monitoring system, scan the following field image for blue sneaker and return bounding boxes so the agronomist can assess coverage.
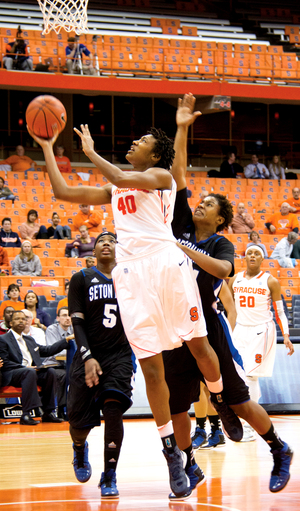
[99,469,119,498]
[270,442,293,493]
[210,397,243,442]
[200,430,226,450]
[168,462,205,500]
[191,427,207,449]
[163,446,191,498]
[72,442,92,483]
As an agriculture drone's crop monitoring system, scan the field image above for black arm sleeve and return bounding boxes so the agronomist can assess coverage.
[68,271,93,362]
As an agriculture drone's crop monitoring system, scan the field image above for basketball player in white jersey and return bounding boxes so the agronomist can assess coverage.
[228,244,294,405]
[28,117,242,500]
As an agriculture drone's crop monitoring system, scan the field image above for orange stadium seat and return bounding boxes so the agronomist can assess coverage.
[280,278,300,288]
[234,44,250,53]
[181,26,197,37]
[280,286,299,302]
[279,268,299,278]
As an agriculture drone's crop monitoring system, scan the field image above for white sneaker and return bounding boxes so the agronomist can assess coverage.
[240,424,256,442]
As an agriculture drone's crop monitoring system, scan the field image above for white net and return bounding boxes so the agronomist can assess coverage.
[37,0,89,35]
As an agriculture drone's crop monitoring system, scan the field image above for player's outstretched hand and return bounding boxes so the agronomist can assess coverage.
[74,124,94,155]
[176,93,201,128]
[85,358,103,387]
[27,125,59,148]
[283,334,294,356]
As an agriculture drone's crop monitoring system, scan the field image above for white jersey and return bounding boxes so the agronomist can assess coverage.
[233,271,273,326]
[111,178,177,261]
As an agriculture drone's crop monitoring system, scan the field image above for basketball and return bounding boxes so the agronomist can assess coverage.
[26,95,67,139]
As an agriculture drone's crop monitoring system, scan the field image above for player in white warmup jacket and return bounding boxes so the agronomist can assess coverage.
[228,244,294,404]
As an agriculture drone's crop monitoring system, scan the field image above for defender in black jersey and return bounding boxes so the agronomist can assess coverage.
[164,93,293,494]
[67,232,134,498]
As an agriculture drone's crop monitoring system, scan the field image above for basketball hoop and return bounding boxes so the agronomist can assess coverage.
[37,0,89,35]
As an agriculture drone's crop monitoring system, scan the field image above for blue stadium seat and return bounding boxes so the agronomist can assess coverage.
[37,295,48,309]
[41,307,57,325]
[48,301,59,308]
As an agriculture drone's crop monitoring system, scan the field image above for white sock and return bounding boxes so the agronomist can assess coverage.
[205,376,223,393]
[158,420,174,438]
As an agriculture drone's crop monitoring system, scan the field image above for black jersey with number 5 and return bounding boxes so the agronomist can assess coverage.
[68,267,129,362]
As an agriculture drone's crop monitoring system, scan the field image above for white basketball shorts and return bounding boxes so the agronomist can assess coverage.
[233,320,277,377]
[112,244,207,359]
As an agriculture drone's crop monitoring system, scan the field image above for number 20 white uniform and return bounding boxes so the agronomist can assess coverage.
[232,270,277,379]
[110,180,207,359]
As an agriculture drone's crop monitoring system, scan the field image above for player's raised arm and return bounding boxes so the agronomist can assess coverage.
[172,93,201,191]
[74,125,172,191]
[27,126,112,205]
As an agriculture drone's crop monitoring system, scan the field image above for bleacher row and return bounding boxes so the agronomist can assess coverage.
[0,23,300,82]
[1,168,300,305]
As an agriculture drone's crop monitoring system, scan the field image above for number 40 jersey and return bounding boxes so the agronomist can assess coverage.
[68,266,130,364]
[233,270,273,326]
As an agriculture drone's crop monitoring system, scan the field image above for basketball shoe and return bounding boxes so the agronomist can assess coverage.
[72,442,92,483]
[191,427,207,449]
[240,424,256,442]
[200,429,226,450]
[269,442,293,492]
[163,446,191,498]
[210,394,243,442]
[99,469,119,498]
[169,462,206,500]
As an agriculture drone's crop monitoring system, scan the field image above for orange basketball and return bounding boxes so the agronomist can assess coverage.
[26,95,67,139]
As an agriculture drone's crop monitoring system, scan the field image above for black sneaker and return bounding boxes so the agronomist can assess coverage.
[270,442,293,493]
[210,395,243,442]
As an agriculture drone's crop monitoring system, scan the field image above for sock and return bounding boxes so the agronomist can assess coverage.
[69,425,91,449]
[158,420,176,453]
[196,417,206,430]
[102,401,124,472]
[208,414,221,433]
[204,376,223,394]
[183,444,196,469]
[260,424,284,451]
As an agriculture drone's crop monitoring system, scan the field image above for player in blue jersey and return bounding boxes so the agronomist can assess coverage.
[164,94,293,495]
[67,231,134,498]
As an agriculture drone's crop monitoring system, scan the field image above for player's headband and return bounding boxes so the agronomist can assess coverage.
[94,231,117,248]
[245,244,264,259]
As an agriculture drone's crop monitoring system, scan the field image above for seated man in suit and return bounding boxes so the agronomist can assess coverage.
[0,310,69,425]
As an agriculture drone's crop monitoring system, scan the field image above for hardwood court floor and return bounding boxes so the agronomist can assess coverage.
[0,416,299,511]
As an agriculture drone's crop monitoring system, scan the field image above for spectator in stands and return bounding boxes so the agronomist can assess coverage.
[230,202,255,234]
[12,241,42,276]
[65,225,95,258]
[0,310,67,425]
[268,155,285,181]
[0,245,8,268]
[265,202,299,235]
[0,306,15,335]
[73,204,101,232]
[270,232,299,268]
[22,308,46,346]
[44,306,74,420]
[56,281,69,314]
[65,37,96,75]
[219,151,243,178]
[85,256,95,268]
[19,209,48,241]
[286,187,300,214]
[0,218,21,248]
[0,356,3,387]
[0,176,15,201]
[246,231,269,259]
[2,27,33,72]
[55,145,72,173]
[47,212,72,240]
[24,291,51,331]
[0,284,24,319]
[244,154,269,179]
[0,145,35,174]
